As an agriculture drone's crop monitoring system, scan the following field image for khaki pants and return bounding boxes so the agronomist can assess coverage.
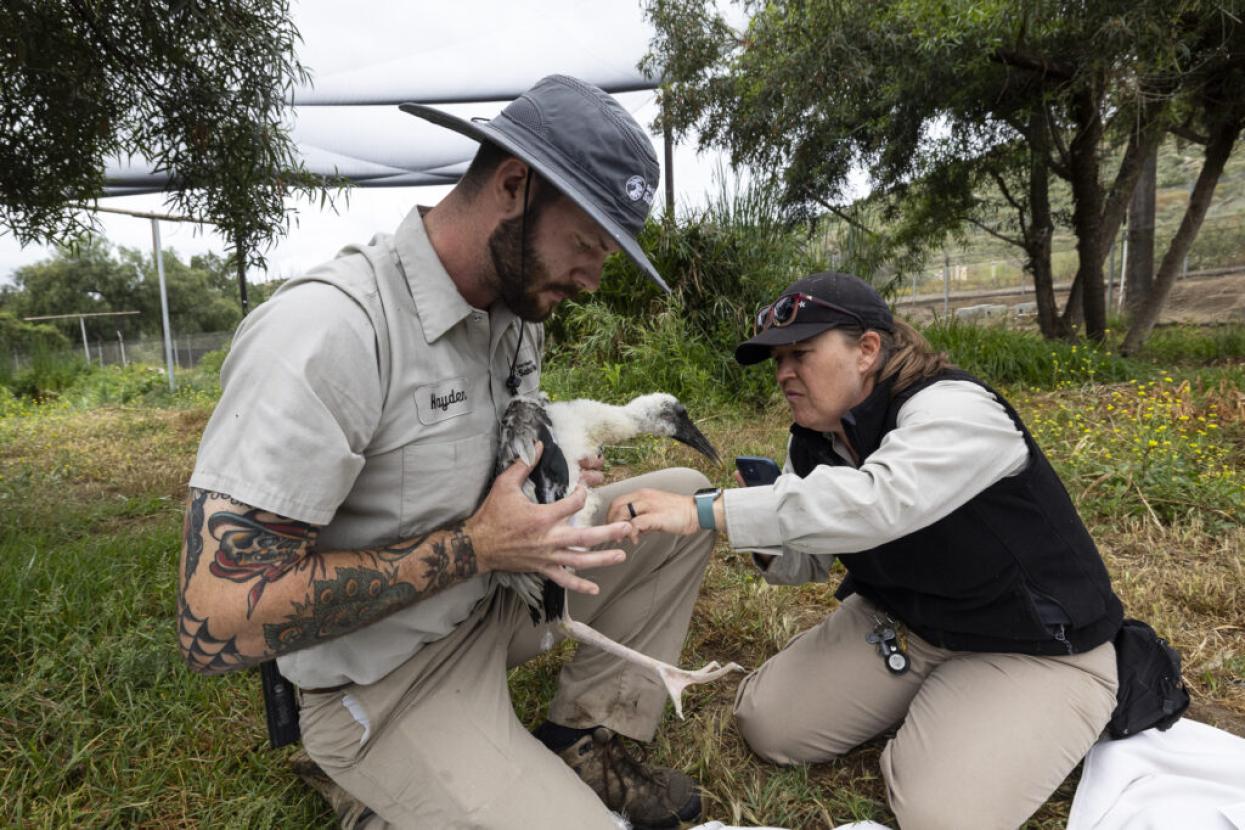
[733,594,1118,830]
[298,468,714,829]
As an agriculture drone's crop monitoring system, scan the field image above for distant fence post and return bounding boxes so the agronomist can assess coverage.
[78,316,90,363]
[152,219,176,392]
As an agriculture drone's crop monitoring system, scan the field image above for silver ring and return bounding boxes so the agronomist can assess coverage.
[627,502,637,519]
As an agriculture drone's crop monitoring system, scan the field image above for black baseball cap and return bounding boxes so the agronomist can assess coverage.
[400,75,669,293]
[735,271,894,365]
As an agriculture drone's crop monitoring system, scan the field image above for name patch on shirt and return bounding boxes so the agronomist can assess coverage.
[415,376,473,425]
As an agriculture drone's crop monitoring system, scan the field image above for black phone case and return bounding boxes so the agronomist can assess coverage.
[736,455,782,486]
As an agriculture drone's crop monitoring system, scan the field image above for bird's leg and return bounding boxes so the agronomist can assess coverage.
[556,608,743,720]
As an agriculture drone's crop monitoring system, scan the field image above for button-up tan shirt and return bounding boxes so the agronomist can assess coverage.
[191,206,543,687]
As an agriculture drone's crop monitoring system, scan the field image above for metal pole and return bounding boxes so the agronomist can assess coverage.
[152,219,176,391]
[78,315,90,363]
[943,251,950,318]
[117,330,127,367]
[663,119,675,220]
[1105,234,1115,313]
[1117,229,1129,313]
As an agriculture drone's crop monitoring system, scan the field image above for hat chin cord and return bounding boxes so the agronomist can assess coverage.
[505,169,534,396]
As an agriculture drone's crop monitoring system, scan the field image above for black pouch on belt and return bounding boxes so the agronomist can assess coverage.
[1107,618,1190,740]
[261,660,301,748]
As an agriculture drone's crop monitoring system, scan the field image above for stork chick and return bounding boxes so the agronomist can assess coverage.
[493,392,742,719]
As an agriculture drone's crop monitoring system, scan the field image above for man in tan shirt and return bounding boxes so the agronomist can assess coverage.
[179,75,714,829]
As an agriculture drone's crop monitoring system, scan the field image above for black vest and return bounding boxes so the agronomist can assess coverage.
[789,370,1122,655]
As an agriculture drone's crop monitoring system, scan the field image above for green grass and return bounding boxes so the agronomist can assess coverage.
[1137,323,1245,366]
[2,322,1242,829]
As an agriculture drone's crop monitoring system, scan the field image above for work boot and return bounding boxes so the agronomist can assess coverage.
[557,727,702,829]
[289,750,379,829]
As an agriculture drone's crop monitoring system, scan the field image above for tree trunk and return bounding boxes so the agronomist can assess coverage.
[1121,120,1240,355]
[1124,145,1157,317]
[1059,275,1084,337]
[1066,85,1107,341]
[1026,114,1059,339]
[1059,82,1167,340]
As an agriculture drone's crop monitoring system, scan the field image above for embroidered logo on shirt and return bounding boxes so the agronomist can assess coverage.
[514,359,537,378]
[415,376,473,425]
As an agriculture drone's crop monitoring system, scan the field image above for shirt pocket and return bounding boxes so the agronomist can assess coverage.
[400,432,497,537]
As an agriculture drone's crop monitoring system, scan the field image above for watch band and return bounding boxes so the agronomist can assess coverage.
[694,488,721,530]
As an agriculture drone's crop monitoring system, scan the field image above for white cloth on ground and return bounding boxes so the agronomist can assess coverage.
[1067,718,1245,829]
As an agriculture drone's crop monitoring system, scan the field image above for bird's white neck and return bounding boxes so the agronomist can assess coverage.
[546,399,640,466]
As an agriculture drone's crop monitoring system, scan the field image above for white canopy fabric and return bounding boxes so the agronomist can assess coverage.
[102,0,660,195]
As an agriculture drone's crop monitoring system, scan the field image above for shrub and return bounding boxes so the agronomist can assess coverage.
[5,344,89,400]
[545,176,825,410]
[923,320,1140,389]
[58,364,172,407]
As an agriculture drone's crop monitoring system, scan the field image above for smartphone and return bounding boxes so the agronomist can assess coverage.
[736,455,782,486]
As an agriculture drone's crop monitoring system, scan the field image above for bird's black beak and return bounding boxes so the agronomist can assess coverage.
[670,413,721,465]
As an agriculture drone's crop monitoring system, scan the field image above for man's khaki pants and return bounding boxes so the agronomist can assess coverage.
[733,594,1118,830]
[298,468,714,829]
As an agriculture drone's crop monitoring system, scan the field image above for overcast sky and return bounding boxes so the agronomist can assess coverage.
[0,1,752,286]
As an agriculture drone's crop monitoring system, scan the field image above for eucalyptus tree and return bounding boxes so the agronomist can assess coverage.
[0,0,323,271]
[646,0,1243,345]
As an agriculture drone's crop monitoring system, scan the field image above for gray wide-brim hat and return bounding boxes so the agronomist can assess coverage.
[400,74,669,293]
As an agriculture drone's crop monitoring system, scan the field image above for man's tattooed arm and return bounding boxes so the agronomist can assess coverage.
[177,488,479,675]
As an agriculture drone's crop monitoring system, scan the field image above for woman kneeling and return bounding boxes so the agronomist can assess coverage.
[610,271,1121,830]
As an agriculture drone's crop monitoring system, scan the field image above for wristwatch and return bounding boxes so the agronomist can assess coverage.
[694,487,722,530]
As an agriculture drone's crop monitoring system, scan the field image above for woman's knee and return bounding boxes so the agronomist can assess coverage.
[734,697,796,765]
[882,741,1039,830]
[733,676,843,766]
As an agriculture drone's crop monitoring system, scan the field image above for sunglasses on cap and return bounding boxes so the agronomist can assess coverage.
[753,292,866,336]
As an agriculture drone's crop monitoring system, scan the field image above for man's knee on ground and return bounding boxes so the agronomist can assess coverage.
[659,466,710,496]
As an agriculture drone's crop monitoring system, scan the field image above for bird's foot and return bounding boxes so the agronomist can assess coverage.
[654,660,745,720]
[558,617,743,720]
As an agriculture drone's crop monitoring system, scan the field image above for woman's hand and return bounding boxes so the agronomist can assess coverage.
[607,488,701,537]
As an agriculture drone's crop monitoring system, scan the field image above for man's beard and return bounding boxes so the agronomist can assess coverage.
[487,214,579,322]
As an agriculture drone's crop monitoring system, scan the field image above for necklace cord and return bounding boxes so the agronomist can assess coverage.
[506,170,534,395]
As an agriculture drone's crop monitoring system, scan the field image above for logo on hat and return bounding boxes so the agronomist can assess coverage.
[625,175,648,202]
[624,174,656,206]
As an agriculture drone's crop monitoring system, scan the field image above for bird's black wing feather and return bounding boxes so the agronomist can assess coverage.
[495,397,572,626]
[530,421,569,505]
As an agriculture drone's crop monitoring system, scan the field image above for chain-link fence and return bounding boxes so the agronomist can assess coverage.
[7,330,232,375]
[897,210,1245,301]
